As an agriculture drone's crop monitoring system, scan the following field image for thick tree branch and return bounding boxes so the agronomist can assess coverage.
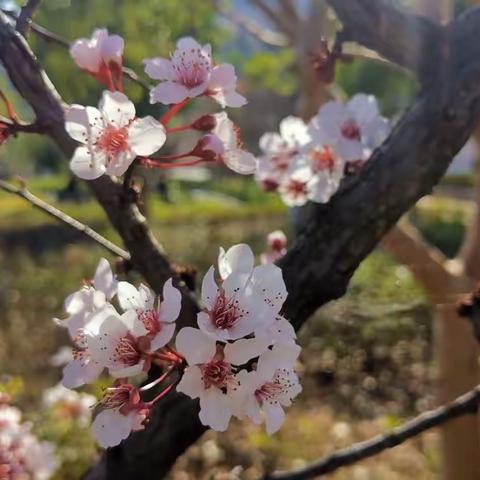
[266,385,480,480]
[326,0,444,80]
[0,178,130,260]
[16,0,42,36]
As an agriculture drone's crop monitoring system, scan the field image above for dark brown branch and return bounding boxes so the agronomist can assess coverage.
[326,0,444,81]
[0,178,130,260]
[266,386,480,480]
[16,0,42,36]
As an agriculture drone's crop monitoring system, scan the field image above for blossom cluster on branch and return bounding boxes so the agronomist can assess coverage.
[65,30,256,180]
[255,95,390,206]
[55,243,301,447]
[0,395,58,480]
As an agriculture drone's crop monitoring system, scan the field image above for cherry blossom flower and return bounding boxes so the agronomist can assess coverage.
[70,29,124,87]
[91,384,147,448]
[58,258,117,389]
[278,162,312,207]
[56,257,117,338]
[198,244,287,341]
[196,112,257,174]
[144,37,245,107]
[117,278,181,350]
[66,90,166,179]
[309,94,389,162]
[260,230,287,264]
[255,315,297,346]
[85,307,149,379]
[255,117,309,191]
[175,327,267,431]
[236,343,301,434]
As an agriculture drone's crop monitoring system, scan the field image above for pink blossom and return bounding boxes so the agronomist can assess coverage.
[198,244,287,341]
[145,37,245,107]
[309,94,389,162]
[175,327,267,431]
[91,384,147,448]
[197,113,257,174]
[70,29,124,87]
[260,230,287,264]
[85,307,149,379]
[66,90,166,179]
[236,343,301,434]
[117,278,181,350]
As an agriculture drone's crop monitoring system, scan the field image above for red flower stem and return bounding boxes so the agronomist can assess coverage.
[105,67,116,92]
[0,89,18,122]
[164,345,185,362]
[142,157,205,169]
[140,367,174,392]
[166,124,192,134]
[145,383,176,407]
[160,98,189,126]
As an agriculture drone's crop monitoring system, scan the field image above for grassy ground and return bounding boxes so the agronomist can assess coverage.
[1,175,469,479]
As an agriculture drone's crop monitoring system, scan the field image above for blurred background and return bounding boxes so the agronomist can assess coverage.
[1,0,480,479]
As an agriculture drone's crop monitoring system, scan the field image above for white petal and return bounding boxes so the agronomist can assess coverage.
[144,57,174,81]
[128,116,167,156]
[99,90,135,127]
[120,309,147,337]
[257,343,300,380]
[150,322,176,350]
[337,138,364,162]
[62,358,103,389]
[70,39,101,72]
[264,402,285,435]
[348,93,380,126]
[176,365,204,399]
[100,35,124,64]
[223,149,258,175]
[201,266,218,310]
[218,244,254,280]
[150,82,190,105]
[105,150,136,177]
[259,132,284,154]
[93,258,117,299]
[92,409,132,448]
[224,337,270,365]
[158,278,182,323]
[175,327,216,365]
[213,90,247,108]
[109,362,145,379]
[199,389,232,431]
[70,146,106,180]
[279,116,310,147]
[117,281,141,311]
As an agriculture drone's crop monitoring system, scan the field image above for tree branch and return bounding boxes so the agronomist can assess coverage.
[266,385,480,480]
[212,0,288,47]
[326,0,444,80]
[0,178,130,260]
[16,0,42,36]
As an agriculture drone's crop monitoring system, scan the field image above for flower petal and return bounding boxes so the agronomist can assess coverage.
[99,90,135,127]
[117,281,141,311]
[93,258,117,300]
[150,82,190,105]
[143,57,174,81]
[175,327,216,365]
[91,409,132,448]
[199,389,232,431]
[70,146,106,180]
[176,365,203,399]
[218,244,254,280]
[222,149,257,175]
[264,402,285,435]
[201,266,218,310]
[128,116,167,156]
[158,278,182,323]
[150,322,176,350]
[224,337,270,365]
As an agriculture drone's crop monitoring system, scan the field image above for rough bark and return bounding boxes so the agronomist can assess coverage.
[3,1,480,478]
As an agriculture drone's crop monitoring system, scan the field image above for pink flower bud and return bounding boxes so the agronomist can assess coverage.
[191,114,217,132]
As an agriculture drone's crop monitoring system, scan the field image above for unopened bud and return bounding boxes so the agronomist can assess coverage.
[192,134,225,161]
[191,114,217,132]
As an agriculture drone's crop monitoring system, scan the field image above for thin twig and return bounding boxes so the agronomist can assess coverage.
[1,8,151,93]
[16,0,42,36]
[0,178,130,261]
[265,386,480,480]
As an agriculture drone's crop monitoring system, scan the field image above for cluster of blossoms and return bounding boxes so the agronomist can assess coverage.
[0,395,57,480]
[56,246,300,447]
[67,31,256,180]
[42,384,96,427]
[260,230,287,265]
[255,94,390,206]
